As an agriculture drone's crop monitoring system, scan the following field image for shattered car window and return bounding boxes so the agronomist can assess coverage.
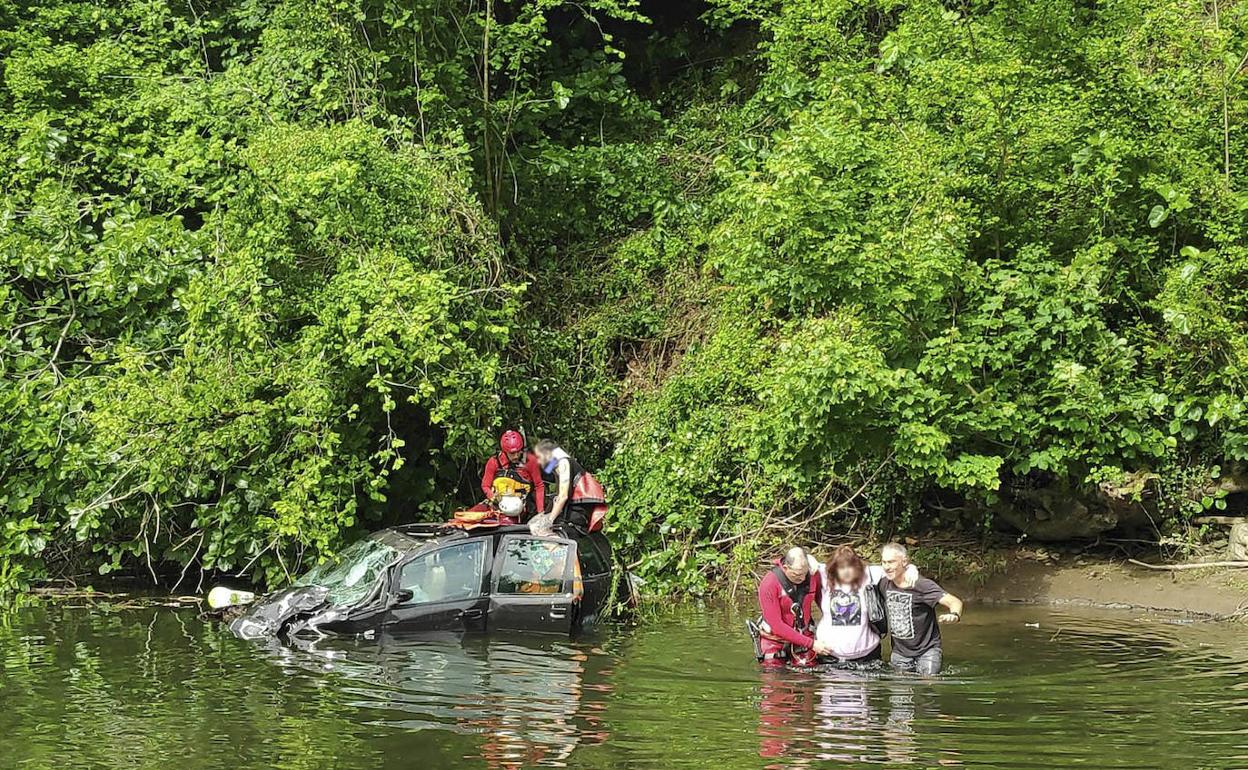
[496,539,570,595]
[295,538,399,607]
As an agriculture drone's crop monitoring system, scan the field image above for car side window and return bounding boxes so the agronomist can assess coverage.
[398,540,488,604]
[495,539,571,595]
[576,538,609,576]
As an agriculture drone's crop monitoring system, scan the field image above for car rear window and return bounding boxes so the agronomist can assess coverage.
[495,539,571,595]
[398,540,488,604]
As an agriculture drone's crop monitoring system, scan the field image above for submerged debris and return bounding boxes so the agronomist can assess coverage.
[27,586,202,611]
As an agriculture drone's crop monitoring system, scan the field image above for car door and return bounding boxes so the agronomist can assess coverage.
[488,534,576,633]
[385,539,491,633]
[573,533,612,627]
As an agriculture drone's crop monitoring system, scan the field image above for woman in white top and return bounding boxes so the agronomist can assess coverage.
[813,545,917,664]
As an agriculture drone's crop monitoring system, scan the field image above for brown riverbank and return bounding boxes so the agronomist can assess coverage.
[946,549,1248,618]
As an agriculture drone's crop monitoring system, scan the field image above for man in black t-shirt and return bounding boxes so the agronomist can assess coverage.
[877,542,964,675]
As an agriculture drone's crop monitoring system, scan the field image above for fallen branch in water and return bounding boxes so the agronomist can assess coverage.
[28,587,203,607]
[1127,559,1248,571]
[29,587,129,599]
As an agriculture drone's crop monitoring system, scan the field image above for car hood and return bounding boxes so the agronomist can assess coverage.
[229,585,331,640]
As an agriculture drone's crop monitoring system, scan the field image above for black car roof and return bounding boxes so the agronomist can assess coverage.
[373,523,543,552]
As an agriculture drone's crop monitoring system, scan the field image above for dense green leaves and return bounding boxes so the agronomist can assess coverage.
[601,0,1248,591]
[0,0,528,589]
[6,0,1248,594]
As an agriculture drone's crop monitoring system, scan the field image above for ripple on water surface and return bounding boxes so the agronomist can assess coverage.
[0,603,1245,769]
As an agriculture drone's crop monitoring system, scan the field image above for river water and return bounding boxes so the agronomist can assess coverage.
[0,601,1245,769]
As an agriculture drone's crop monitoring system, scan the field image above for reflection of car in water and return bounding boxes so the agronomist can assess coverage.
[252,631,614,769]
[229,524,616,640]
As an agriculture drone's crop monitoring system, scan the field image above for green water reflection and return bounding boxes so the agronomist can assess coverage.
[0,601,1245,769]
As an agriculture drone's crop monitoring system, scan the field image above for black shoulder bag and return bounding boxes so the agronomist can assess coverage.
[862,580,888,635]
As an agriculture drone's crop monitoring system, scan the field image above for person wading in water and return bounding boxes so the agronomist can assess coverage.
[878,542,963,675]
[754,546,829,666]
[814,545,887,665]
[813,545,922,666]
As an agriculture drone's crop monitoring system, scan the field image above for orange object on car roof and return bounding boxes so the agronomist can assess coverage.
[447,509,503,530]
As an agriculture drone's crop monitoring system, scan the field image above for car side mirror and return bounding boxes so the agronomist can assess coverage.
[394,589,414,605]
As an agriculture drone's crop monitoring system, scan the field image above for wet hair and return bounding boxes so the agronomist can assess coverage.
[881,542,908,560]
[828,545,867,587]
[782,546,808,569]
[533,439,558,455]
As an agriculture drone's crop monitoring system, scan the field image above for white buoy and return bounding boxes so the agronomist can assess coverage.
[207,586,256,610]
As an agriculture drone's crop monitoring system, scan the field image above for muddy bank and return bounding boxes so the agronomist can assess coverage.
[948,551,1248,618]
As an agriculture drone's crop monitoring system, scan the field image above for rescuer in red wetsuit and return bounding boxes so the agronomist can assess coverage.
[480,430,546,519]
[756,546,828,665]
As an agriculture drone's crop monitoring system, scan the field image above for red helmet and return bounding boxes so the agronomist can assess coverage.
[500,430,524,453]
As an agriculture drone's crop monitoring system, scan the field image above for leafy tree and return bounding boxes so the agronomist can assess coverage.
[6,0,1248,595]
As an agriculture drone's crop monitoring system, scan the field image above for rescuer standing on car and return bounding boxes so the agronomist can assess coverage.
[480,430,546,520]
[530,439,607,534]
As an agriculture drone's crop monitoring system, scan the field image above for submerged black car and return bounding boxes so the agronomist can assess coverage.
[229,524,616,640]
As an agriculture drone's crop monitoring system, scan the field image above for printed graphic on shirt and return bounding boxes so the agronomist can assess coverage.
[885,589,916,640]
[827,588,861,626]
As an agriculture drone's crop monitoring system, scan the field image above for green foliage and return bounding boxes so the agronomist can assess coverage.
[0,0,528,590]
[604,0,1248,588]
[7,0,1248,595]
[76,123,515,585]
